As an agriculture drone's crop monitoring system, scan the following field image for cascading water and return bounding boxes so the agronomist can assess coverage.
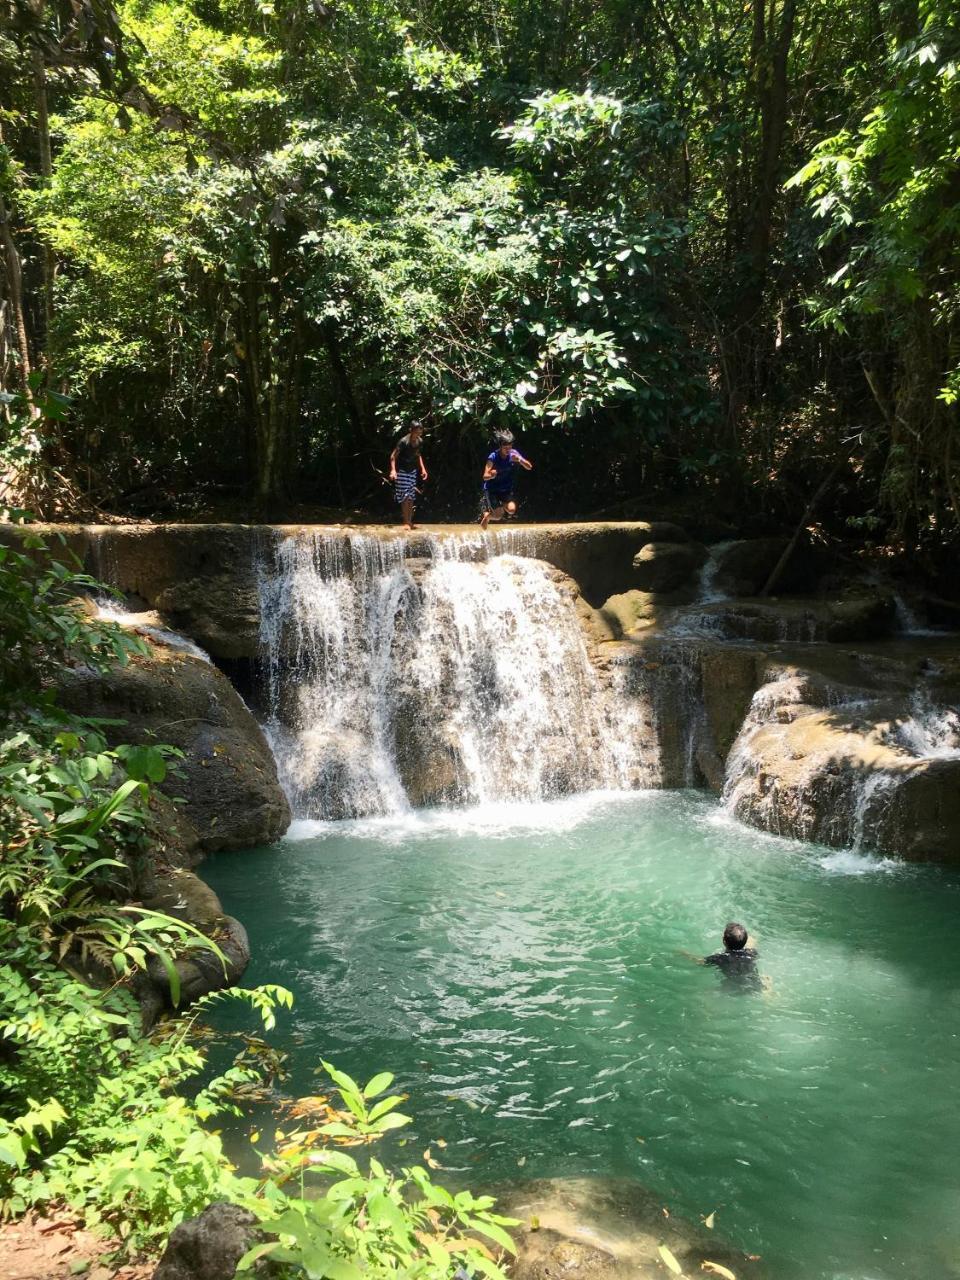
[889,688,960,759]
[258,531,655,819]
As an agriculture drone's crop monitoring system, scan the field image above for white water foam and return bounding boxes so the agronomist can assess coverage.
[891,689,960,760]
[816,849,903,876]
[696,540,735,604]
[284,788,653,844]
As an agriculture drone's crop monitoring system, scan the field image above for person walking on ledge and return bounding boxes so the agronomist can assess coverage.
[389,423,428,530]
[479,430,533,530]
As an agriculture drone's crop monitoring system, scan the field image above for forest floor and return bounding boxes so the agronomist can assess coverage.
[1,1214,155,1280]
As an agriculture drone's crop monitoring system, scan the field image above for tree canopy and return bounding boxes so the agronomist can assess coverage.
[1,0,957,545]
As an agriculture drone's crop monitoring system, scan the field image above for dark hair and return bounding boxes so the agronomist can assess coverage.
[722,921,748,950]
[494,429,514,446]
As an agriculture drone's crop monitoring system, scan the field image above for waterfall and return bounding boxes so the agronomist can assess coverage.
[258,531,652,819]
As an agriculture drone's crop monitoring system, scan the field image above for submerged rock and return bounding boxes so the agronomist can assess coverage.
[58,642,290,859]
[500,1177,760,1280]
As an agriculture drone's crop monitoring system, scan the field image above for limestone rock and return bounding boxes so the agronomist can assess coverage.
[58,644,290,858]
[631,541,706,593]
[153,1203,269,1280]
[86,523,264,660]
[725,680,960,862]
[598,591,661,637]
[512,1230,623,1280]
[509,522,694,605]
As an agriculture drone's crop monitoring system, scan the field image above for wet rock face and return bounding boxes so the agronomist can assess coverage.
[86,524,265,659]
[57,644,290,858]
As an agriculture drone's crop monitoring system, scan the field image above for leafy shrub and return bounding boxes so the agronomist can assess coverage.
[244,1063,517,1280]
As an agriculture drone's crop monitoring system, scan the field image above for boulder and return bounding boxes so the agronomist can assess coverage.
[710,536,816,597]
[598,591,660,638]
[57,643,290,859]
[133,868,250,1022]
[631,541,706,593]
[512,1230,624,1280]
[153,1202,270,1280]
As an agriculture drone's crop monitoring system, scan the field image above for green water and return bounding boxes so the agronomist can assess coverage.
[204,792,960,1280]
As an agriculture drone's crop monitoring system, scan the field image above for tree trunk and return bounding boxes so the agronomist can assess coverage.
[0,190,34,395]
[33,48,56,344]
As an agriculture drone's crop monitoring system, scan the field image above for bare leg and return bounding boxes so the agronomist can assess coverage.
[401,498,414,529]
[482,504,505,530]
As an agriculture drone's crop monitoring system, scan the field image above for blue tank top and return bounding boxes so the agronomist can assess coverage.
[485,449,522,491]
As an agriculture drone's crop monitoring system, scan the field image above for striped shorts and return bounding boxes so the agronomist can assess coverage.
[395,469,418,504]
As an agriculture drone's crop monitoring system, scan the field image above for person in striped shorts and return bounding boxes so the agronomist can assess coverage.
[388,424,429,529]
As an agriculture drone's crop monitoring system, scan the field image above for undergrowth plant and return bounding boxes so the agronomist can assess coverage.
[243,1063,518,1280]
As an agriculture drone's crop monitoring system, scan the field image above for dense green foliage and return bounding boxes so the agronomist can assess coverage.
[1,0,957,539]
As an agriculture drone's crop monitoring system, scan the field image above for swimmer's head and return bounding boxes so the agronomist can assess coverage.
[722,921,748,951]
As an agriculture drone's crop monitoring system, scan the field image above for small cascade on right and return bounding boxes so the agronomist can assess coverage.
[720,660,960,859]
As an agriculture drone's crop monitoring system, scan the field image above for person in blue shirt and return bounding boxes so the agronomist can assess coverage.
[479,430,533,530]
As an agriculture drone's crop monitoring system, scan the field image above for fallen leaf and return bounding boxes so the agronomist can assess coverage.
[423,1148,441,1169]
[530,1215,540,1231]
[658,1244,683,1275]
[703,1212,715,1230]
[662,1207,670,1218]
[701,1263,736,1280]
[435,1138,447,1148]
[517,1155,527,1167]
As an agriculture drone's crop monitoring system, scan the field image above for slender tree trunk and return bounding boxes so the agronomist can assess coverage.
[33,49,56,344]
[0,191,34,395]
